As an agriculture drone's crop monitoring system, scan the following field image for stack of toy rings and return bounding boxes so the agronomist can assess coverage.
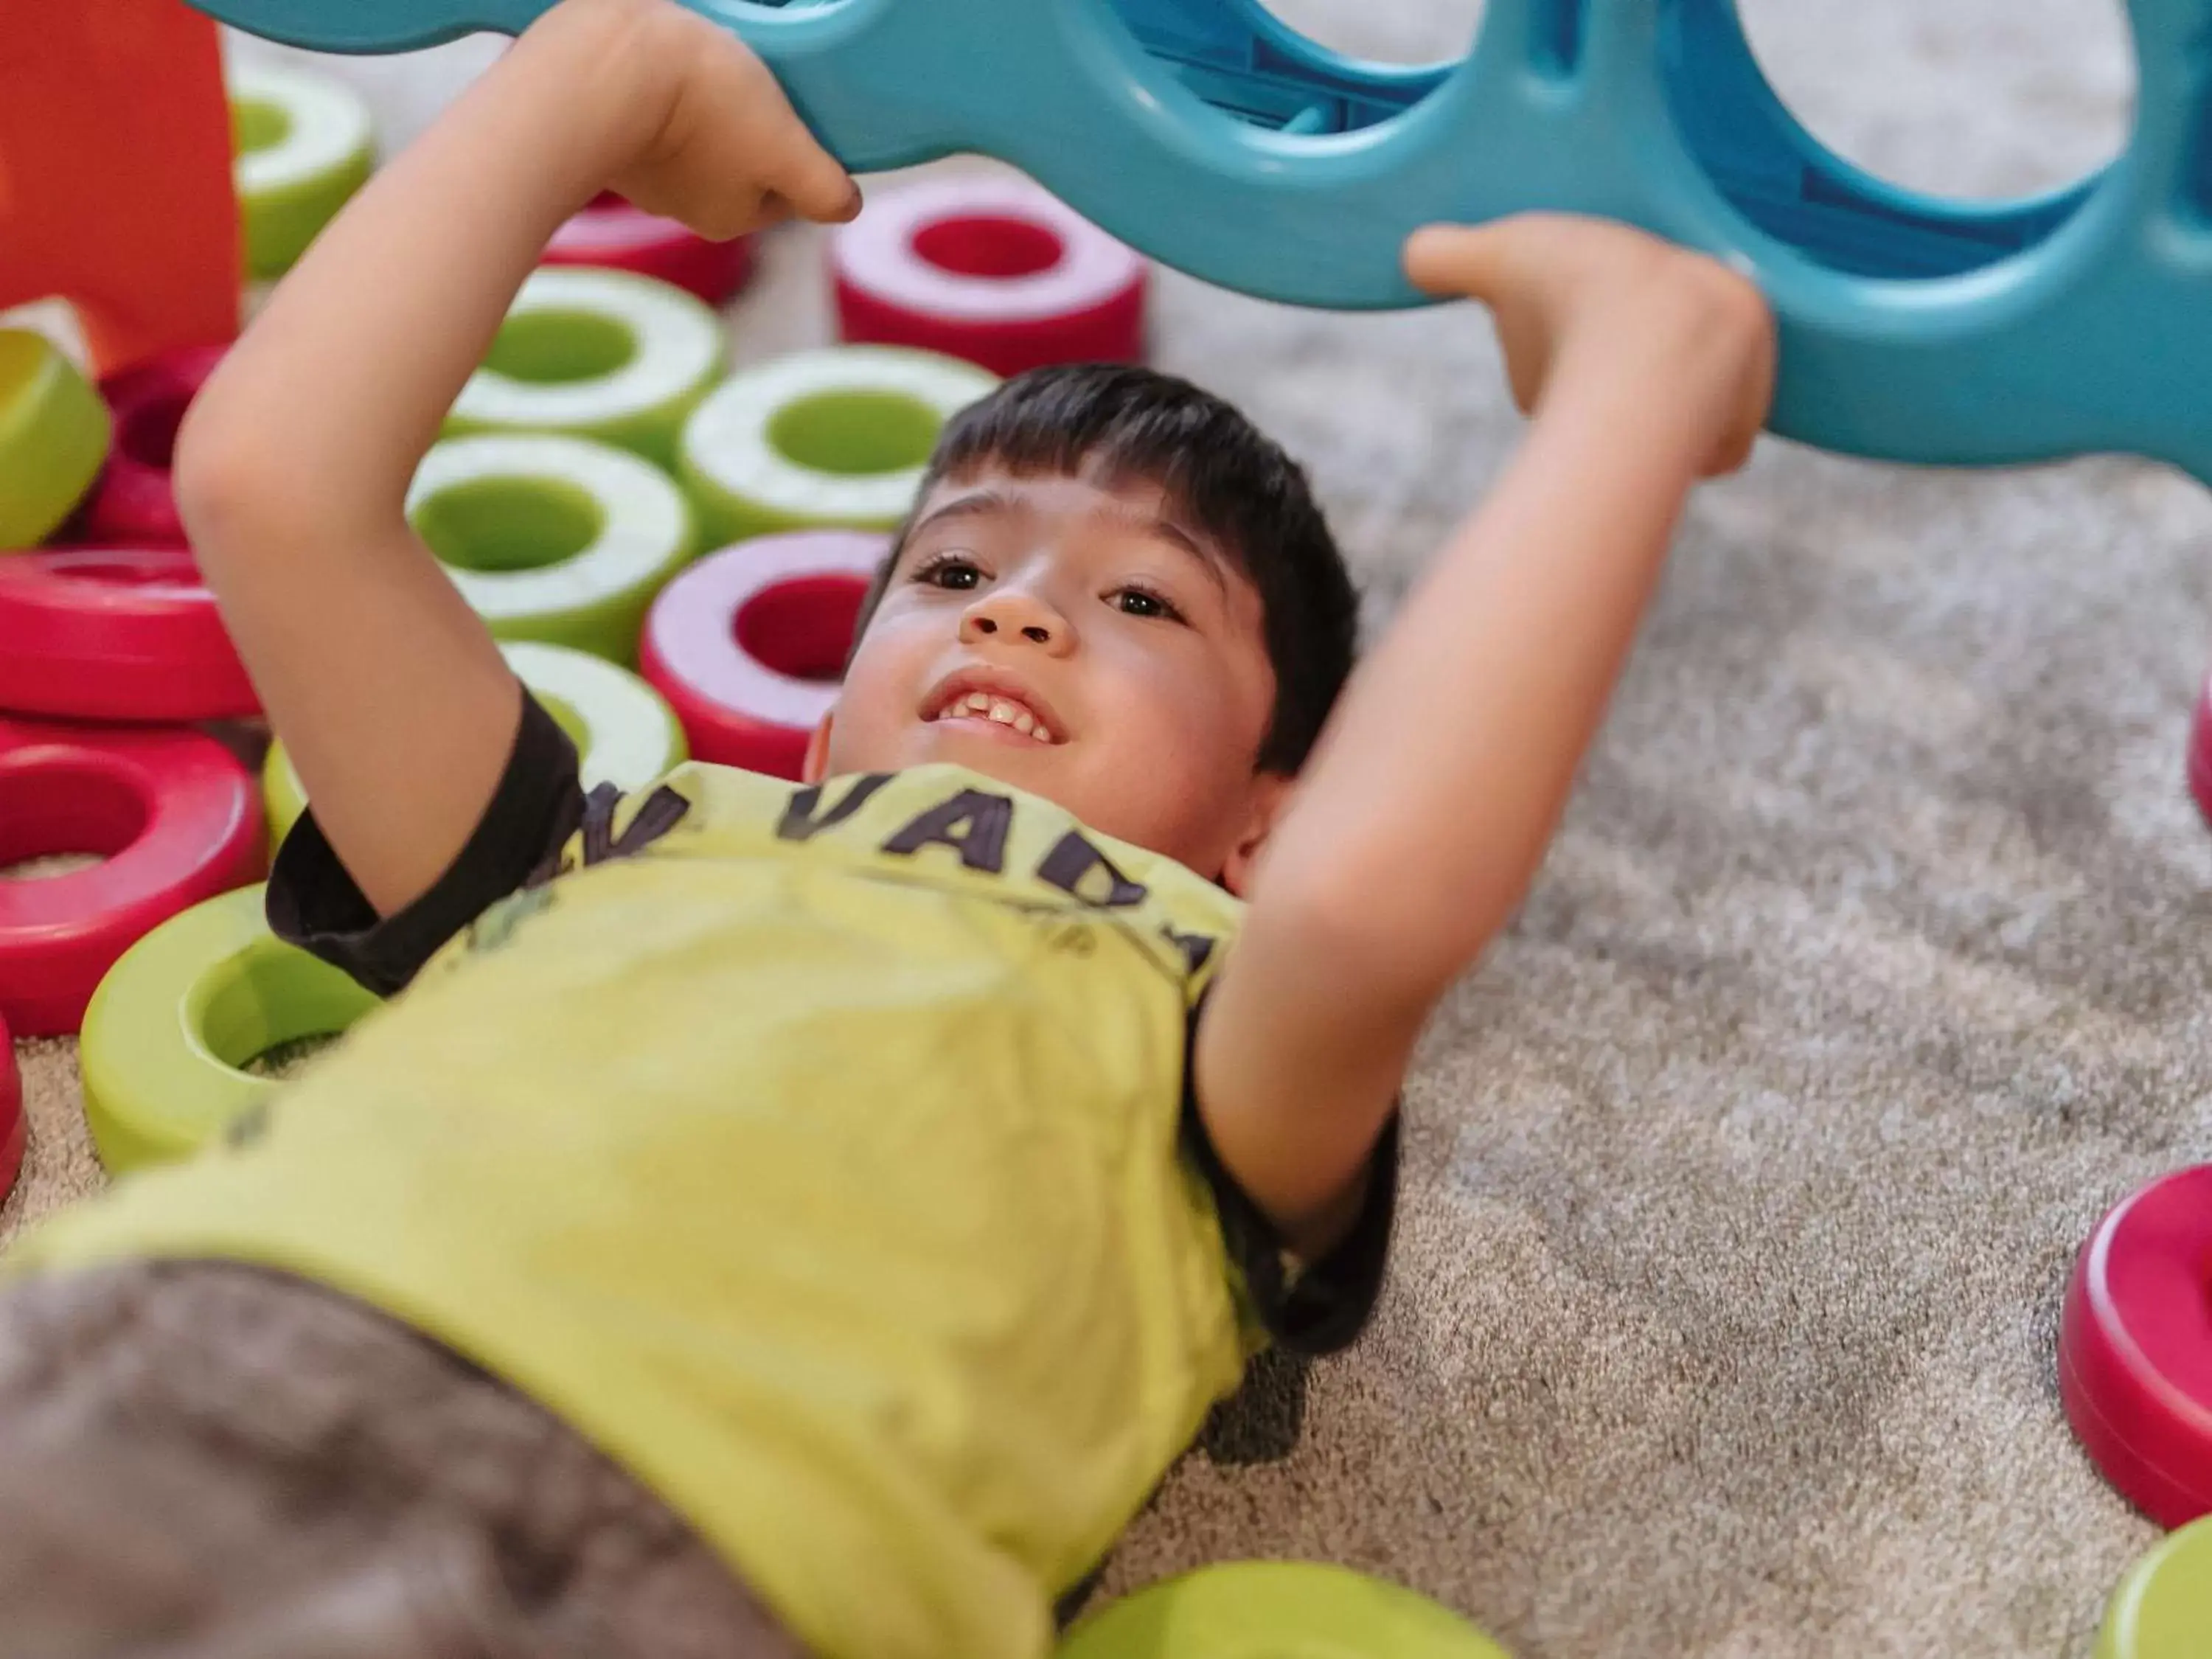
[832,174,1147,376]
[641,530,885,780]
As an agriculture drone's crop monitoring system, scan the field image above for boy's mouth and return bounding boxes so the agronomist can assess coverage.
[921,672,1065,745]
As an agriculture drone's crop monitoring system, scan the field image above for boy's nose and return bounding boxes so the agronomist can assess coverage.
[961,588,1071,654]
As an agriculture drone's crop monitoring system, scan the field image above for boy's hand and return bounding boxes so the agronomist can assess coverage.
[552,0,860,237]
[1404,214,1775,477]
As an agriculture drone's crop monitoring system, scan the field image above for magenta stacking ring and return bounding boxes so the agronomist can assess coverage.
[73,344,226,548]
[832,174,1145,377]
[639,529,884,781]
[542,190,754,307]
[0,545,256,722]
[2059,1166,2212,1528]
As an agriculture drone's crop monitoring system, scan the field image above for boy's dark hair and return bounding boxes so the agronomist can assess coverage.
[851,364,1358,774]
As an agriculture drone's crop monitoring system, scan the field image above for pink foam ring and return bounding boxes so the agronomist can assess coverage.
[72,344,226,547]
[0,717,262,1036]
[2059,1166,2212,1528]
[0,1009,21,1206]
[543,191,754,307]
[832,175,1147,378]
[639,530,884,781]
[0,546,257,722]
[2190,677,2212,831]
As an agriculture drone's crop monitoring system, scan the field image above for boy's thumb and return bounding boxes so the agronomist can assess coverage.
[1402,222,1509,300]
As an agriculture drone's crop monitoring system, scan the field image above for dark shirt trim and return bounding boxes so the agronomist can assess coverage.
[1180,995,1398,1356]
[265,689,585,997]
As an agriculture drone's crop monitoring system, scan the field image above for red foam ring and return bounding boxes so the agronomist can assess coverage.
[0,718,262,1037]
[2056,1166,2212,1528]
[2190,679,2212,830]
[832,177,1147,378]
[0,1009,20,1204]
[541,191,754,305]
[0,545,257,722]
[72,344,226,548]
[640,532,883,782]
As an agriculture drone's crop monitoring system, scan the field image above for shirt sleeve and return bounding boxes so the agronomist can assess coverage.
[264,690,586,998]
[1180,1002,1399,1357]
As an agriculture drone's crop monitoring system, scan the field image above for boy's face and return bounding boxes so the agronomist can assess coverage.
[807,465,1289,890]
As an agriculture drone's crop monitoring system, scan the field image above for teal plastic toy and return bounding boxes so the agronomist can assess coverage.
[189,0,2212,484]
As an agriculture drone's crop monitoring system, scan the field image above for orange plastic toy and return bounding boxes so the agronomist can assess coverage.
[0,0,240,377]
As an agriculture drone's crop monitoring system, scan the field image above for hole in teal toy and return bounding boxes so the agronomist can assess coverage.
[735,573,868,683]
[1663,0,2135,279]
[1256,0,1487,67]
[1102,0,1464,136]
[414,476,605,572]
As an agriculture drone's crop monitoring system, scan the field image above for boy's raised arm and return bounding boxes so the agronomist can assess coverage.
[175,0,856,917]
[1196,216,1777,1256]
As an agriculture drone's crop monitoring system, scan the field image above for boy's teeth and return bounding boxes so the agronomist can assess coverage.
[933,687,1053,741]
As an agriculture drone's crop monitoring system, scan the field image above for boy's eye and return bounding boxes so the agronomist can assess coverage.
[913,553,984,591]
[1111,585,1183,623]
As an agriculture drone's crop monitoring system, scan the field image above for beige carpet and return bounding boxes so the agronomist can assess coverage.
[7,3,2208,1654]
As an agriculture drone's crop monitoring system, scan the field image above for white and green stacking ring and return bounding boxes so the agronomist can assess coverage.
[0,328,110,548]
[80,884,382,1173]
[447,267,725,470]
[408,431,696,665]
[677,345,998,547]
[228,62,376,279]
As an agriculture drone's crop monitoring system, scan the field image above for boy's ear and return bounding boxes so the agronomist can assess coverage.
[1220,771,1295,899]
[801,714,835,785]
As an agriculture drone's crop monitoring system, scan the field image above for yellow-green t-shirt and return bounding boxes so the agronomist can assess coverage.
[16,698,1394,1659]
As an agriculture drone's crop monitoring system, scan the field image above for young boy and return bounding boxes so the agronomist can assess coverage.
[0,0,1774,1653]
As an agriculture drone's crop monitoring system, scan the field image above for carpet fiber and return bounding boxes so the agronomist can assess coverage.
[6,4,2207,1654]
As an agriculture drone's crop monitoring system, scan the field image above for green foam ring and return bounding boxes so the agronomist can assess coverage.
[262,641,686,846]
[1058,1563,1512,1658]
[2098,1514,2212,1659]
[678,345,999,548]
[0,327,111,548]
[80,883,381,1173]
[409,431,698,666]
[446,266,726,470]
[229,62,375,279]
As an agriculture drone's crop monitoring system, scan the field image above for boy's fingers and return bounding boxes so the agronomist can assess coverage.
[1402,222,1514,300]
[757,114,863,224]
